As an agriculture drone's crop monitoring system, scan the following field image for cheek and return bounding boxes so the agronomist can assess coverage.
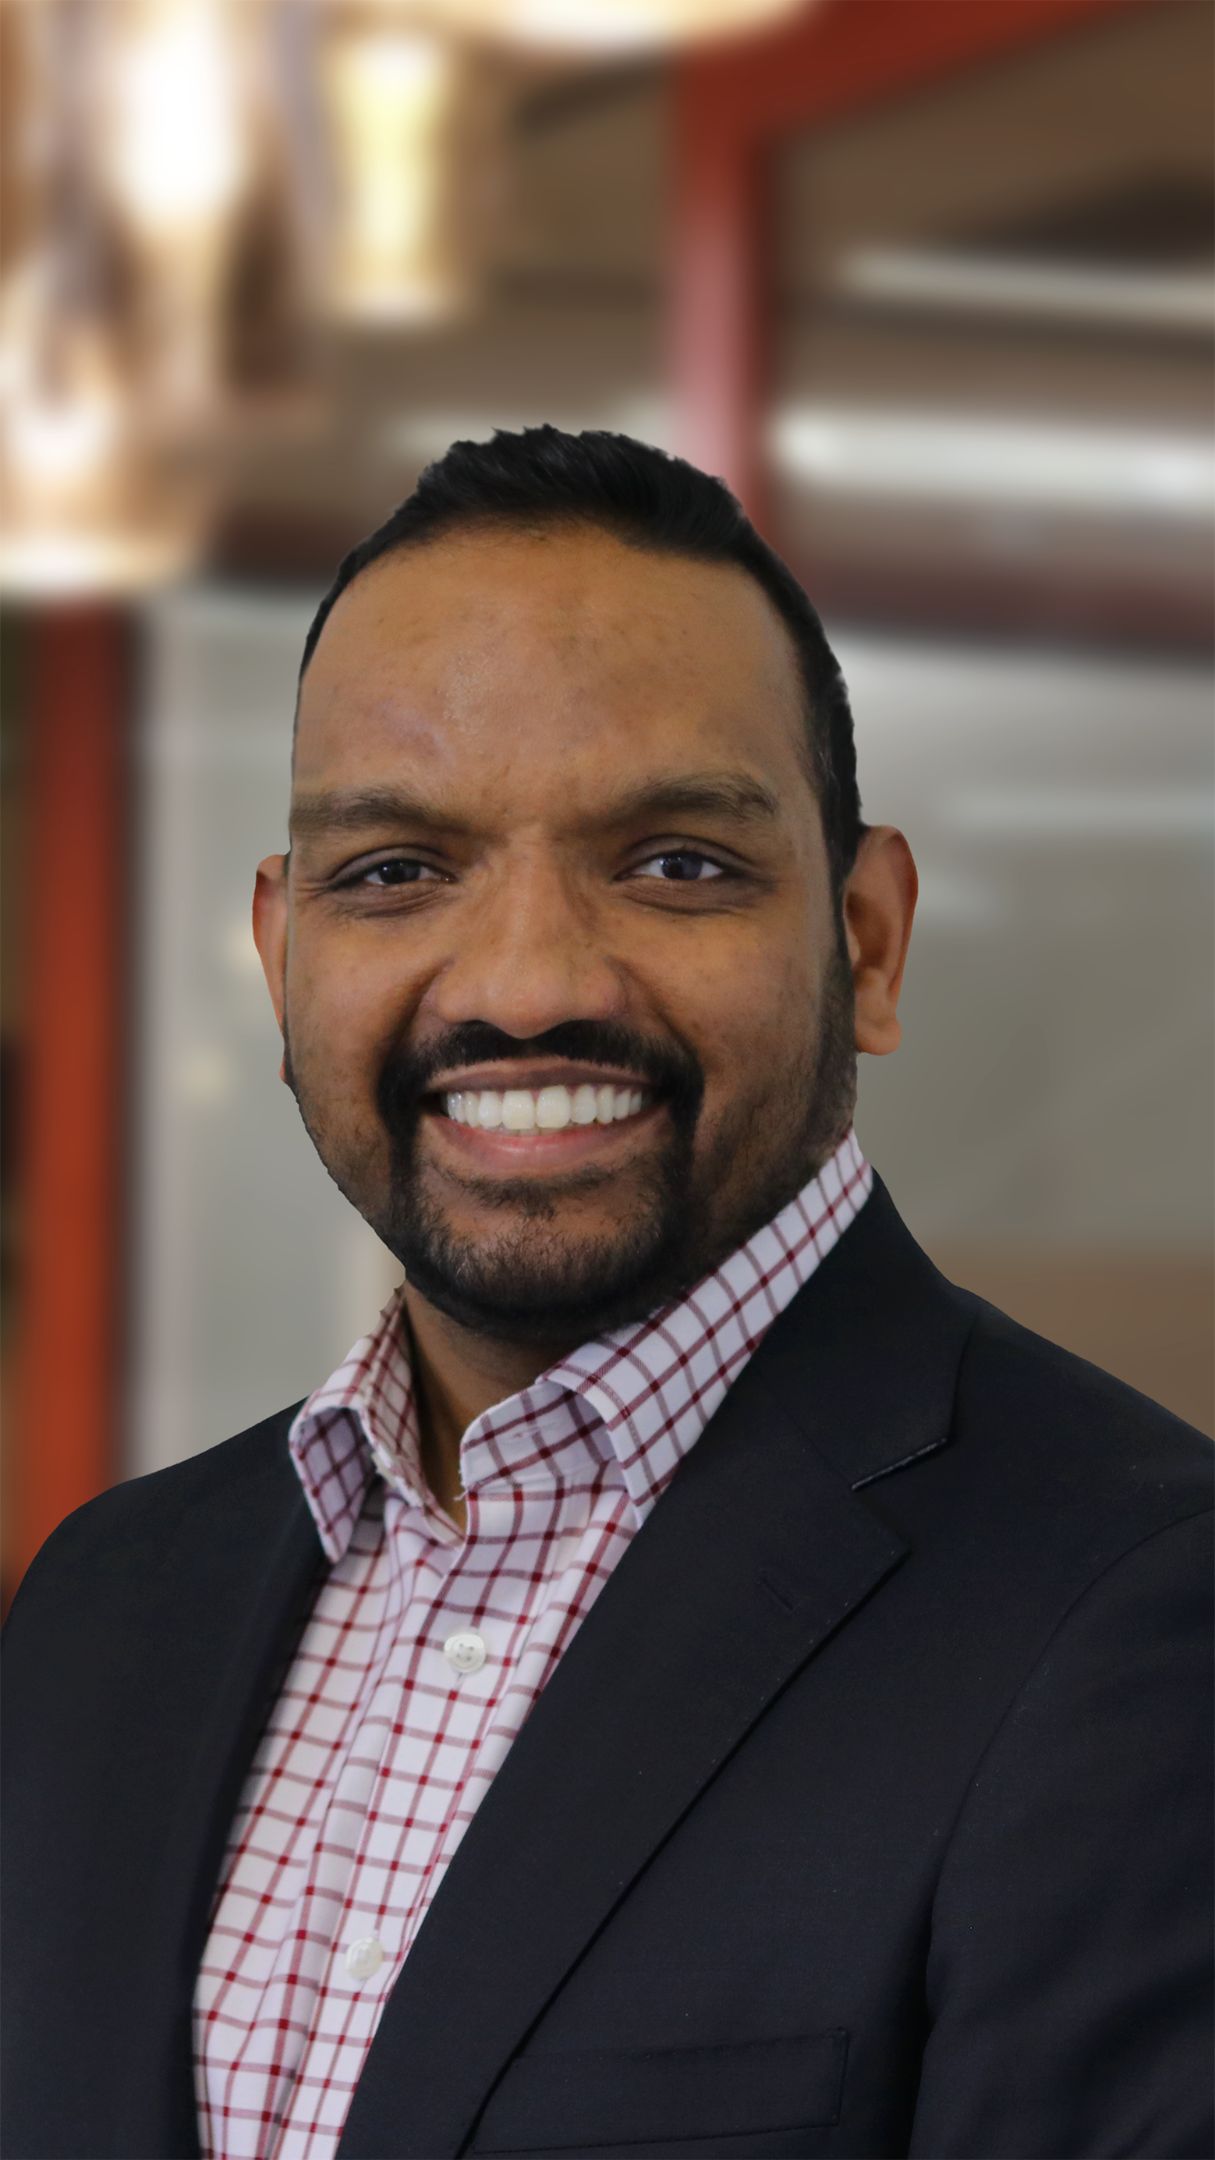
[663,938,816,1134]
[285,939,407,1088]
[700,931,817,1053]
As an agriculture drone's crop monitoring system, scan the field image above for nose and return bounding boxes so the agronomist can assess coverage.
[420,852,629,1042]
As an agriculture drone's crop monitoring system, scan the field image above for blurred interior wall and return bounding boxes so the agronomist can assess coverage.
[3,0,1212,1595]
[129,600,1213,1478]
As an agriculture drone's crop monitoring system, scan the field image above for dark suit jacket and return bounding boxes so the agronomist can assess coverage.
[4,1175,1212,2160]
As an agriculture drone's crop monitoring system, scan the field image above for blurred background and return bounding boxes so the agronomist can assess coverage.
[2,0,1212,1598]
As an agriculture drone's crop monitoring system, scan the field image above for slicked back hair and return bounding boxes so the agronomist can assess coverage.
[297,426,865,898]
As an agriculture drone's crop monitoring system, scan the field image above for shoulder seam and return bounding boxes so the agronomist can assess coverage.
[931,1501,1213,1882]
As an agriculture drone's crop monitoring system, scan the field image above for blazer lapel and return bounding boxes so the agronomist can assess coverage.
[128,1419,326,2158]
[338,1175,974,2159]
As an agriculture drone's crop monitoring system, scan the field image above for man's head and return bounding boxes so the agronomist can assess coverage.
[255,426,916,1352]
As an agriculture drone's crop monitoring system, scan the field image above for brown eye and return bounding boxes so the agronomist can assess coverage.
[336,857,439,890]
[366,860,424,886]
[635,851,727,883]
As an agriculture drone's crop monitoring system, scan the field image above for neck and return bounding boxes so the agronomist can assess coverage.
[400,1285,572,1527]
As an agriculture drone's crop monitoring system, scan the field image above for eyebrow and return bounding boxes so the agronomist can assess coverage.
[288,771,783,844]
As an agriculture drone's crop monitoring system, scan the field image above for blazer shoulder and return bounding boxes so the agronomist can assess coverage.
[4,1399,306,1631]
[954,1290,1213,1526]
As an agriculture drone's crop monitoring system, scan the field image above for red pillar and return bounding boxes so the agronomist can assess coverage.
[669,65,770,525]
[7,604,131,1598]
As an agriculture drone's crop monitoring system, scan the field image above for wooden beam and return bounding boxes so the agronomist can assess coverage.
[670,0,1149,515]
[678,0,1146,142]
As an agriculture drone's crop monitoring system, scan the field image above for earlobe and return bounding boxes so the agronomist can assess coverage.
[855,993,903,1057]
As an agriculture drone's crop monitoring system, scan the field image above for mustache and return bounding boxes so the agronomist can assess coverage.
[376,1019,704,1134]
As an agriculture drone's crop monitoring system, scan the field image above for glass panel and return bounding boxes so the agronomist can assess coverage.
[769,0,1213,1429]
[130,584,400,1478]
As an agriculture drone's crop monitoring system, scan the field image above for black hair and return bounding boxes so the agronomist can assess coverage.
[298,425,865,895]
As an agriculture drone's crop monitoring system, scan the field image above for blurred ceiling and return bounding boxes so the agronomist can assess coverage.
[768,0,1213,641]
[230,3,1213,559]
[2,0,1210,642]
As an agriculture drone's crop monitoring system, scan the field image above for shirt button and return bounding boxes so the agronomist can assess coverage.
[344,1936,384,1981]
[444,1628,487,1674]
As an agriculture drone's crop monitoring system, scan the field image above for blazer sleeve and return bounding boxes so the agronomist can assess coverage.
[908,1505,1214,2160]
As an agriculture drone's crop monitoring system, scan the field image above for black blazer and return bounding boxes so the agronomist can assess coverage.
[4,1176,1212,2160]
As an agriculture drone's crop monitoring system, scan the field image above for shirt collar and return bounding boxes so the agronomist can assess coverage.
[290,1128,873,1562]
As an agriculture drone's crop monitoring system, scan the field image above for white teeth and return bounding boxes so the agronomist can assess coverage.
[535,1085,571,1129]
[501,1089,536,1131]
[442,1082,653,1132]
[571,1083,598,1125]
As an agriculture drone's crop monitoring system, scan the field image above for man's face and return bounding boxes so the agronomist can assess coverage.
[258,525,861,1351]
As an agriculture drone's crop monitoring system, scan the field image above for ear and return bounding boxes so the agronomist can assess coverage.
[842,826,918,1056]
[252,854,289,1081]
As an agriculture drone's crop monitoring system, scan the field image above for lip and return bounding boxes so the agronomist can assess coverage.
[427,1065,654,1095]
[423,1094,666,1171]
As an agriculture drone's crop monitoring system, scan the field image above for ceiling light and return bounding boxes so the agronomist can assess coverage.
[419,0,811,55]
[322,22,466,322]
[103,0,250,241]
[771,407,1215,521]
[839,247,1215,334]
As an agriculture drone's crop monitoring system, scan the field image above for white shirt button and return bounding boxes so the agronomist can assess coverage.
[344,1936,384,1981]
[443,1628,487,1674]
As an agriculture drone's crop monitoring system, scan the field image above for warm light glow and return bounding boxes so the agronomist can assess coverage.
[7,388,122,492]
[0,529,201,597]
[324,26,461,322]
[0,292,213,596]
[0,2,268,591]
[423,0,810,51]
[104,0,249,239]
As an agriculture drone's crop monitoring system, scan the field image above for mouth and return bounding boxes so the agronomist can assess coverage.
[421,1082,666,1171]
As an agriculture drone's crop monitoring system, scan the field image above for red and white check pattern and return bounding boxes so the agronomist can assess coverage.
[194,1128,872,2159]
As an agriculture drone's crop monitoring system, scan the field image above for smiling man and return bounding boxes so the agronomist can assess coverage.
[262,502,896,1527]
[4,428,1212,2160]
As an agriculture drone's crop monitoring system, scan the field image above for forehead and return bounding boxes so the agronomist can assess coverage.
[294,525,809,801]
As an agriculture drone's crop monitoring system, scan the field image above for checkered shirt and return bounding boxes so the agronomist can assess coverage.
[193,1127,873,2159]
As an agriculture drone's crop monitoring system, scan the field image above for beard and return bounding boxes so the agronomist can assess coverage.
[283,922,857,1353]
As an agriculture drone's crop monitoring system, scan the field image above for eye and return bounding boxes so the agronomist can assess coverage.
[633,850,729,884]
[336,856,441,890]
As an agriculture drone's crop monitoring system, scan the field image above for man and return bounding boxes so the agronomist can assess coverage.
[4,427,1211,2160]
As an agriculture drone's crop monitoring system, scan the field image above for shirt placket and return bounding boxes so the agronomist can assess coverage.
[270,1492,511,2158]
